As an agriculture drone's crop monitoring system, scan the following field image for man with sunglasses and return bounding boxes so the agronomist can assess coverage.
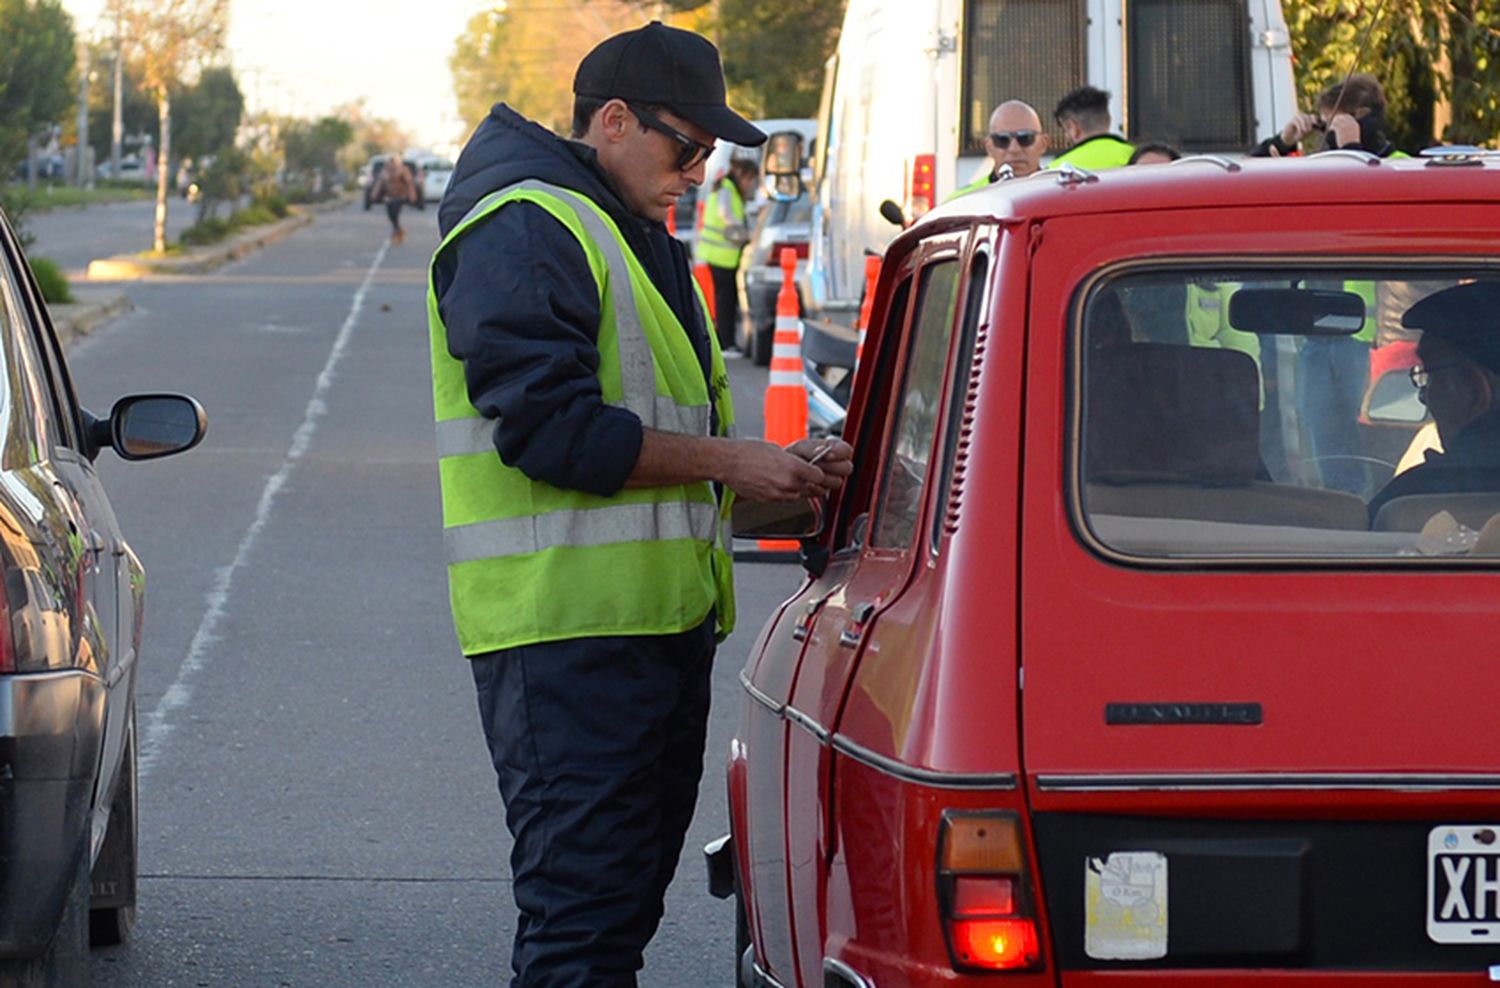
[1368,282,1500,523]
[428,20,853,988]
[951,100,1051,199]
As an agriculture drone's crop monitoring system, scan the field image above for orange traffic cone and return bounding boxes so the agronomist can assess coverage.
[694,261,716,322]
[854,255,880,378]
[758,247,808,554]
[665,205,677,235]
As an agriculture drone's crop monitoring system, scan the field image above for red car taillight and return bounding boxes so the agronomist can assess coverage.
[765,241,808,265]
[906,153,936,219]
[938,811,1042,972]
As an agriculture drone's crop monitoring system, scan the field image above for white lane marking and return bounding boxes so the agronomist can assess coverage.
[138,240,391,777]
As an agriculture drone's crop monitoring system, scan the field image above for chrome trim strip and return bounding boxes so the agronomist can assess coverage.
[783,704,830,744]
[1037,773,1500,793]
[823,956,876,988]
[832,733,1019,791]
[739,670,783,716]
[752,961,786,988]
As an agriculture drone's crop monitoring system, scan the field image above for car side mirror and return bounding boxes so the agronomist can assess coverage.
[879,199,907,228]
[90,393,208,461]
[731,498,824,540]
[763,131,806,202]
[1363,368,1429,426]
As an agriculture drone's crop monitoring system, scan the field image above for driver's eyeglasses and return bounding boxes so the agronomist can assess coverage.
[629,103,715,172]
[1410,363,1462,389]
[989,130,1039,149]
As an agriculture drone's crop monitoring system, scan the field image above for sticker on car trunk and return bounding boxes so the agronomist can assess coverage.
[1084,851,1168,960]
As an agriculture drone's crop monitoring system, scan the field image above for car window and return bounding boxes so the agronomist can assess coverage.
[871,258,962,549]
[0,235,53,464]
[0,230,81,451]
[1076,264,1500,562]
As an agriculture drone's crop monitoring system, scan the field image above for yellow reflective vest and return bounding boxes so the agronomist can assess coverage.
[428,179,736,655]
[694,179,748,270]
[1049,134,1135,171]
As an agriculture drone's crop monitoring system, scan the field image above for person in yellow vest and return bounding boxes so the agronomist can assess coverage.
[950,99,1051,199]
[1049,85,1134,171]
[428,22,852,986]
[695,157,759,350]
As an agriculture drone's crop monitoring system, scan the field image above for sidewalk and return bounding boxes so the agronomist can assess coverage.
[84,195,351,280]
[50,287,132,350]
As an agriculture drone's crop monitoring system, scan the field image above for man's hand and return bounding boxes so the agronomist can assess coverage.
[720,439,833,502]
[785,438,854,497]
[1325,112,1361,149]
[1279,112,1323,146]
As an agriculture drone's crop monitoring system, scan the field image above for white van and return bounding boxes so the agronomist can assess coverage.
[798,0,1297,428]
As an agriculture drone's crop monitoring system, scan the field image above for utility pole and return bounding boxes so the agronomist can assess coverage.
[111,2,123,180]
[75,41,91,187]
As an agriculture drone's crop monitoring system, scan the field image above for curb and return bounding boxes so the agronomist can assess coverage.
[83,196,352,280]
[49,288,132,350]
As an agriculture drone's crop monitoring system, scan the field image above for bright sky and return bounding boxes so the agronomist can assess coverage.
[61,0,494,151]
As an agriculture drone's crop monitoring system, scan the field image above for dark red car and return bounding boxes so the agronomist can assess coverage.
[715,150,1500,986]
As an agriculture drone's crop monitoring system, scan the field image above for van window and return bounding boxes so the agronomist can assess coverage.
[1076,267,1500,562]
[963,0,1085,156]
[873,259,962,549]
[1126,0,1251,150]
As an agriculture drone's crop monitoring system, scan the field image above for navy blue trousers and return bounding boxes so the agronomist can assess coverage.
[471,618,716,988]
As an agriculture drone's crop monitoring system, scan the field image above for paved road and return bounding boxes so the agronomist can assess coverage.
[69,200,795,986]
[23,197,198,274]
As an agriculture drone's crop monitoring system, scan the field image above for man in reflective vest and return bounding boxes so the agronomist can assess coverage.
[695,157,759,351]
[428,21,851,987]
[950,99,1051,199]
[1049,85,1134,171]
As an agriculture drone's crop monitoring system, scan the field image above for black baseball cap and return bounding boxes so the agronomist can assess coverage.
[1403,281,1500,375]
[574,21,765,147]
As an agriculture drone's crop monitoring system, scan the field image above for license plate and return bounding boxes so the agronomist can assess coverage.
[1428,825,1500,943]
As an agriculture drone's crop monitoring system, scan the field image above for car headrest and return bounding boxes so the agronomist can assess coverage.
[1085,343,1261,487]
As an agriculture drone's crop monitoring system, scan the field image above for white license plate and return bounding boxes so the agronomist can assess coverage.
[1428,825,1500,943]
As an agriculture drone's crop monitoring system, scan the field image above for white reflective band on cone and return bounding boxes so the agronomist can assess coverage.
[768,371,803,387]
[773,343,801,360]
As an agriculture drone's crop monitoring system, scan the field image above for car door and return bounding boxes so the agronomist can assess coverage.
[0,218,126,814]
[783,231,989,986]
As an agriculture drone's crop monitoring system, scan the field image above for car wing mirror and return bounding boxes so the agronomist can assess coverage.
[731,497,824,540]
[879,199,907,228]
[1363,368,1429,426]
[92,393,208,461]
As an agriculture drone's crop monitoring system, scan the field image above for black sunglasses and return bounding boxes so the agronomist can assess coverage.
[629,103,716,172]
[989,130,1039,149]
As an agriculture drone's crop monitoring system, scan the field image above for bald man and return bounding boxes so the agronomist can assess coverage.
[950,100,1050,200]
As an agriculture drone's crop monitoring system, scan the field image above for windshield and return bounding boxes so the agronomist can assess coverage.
[1075,265,1500,561]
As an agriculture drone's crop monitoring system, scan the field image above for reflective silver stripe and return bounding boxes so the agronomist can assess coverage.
[435,417,494,458]
[445,499,720,564]
[772,343,801,360]
[769,370,803,386]
[452,180,697,434]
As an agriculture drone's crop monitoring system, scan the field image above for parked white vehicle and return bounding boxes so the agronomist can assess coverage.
[798,0,1298,430]
[420,158,454,204]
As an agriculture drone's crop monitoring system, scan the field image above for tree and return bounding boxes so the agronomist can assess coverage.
[716,0,842,118]
[1282,0,1500,150]
[0,0,77,177]
[83,43,153,167]
[448,1,711,136]
[282,115,355,197]
[172,65,243,163]
[118,0,228,253]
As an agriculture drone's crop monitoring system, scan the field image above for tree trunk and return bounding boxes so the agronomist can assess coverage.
[154,91,171,254]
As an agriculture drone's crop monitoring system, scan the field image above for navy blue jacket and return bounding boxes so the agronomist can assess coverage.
[433,104,712,497]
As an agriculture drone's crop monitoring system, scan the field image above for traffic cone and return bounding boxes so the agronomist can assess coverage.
[854,255,880,379]
[757,247,808,555]
[694,261,716,322]
[665,204,677,235]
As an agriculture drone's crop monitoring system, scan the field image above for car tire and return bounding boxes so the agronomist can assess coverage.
[0,839,90,987]
[90,710,138,947]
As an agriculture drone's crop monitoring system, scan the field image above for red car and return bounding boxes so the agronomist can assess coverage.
[713,150,1500,986]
